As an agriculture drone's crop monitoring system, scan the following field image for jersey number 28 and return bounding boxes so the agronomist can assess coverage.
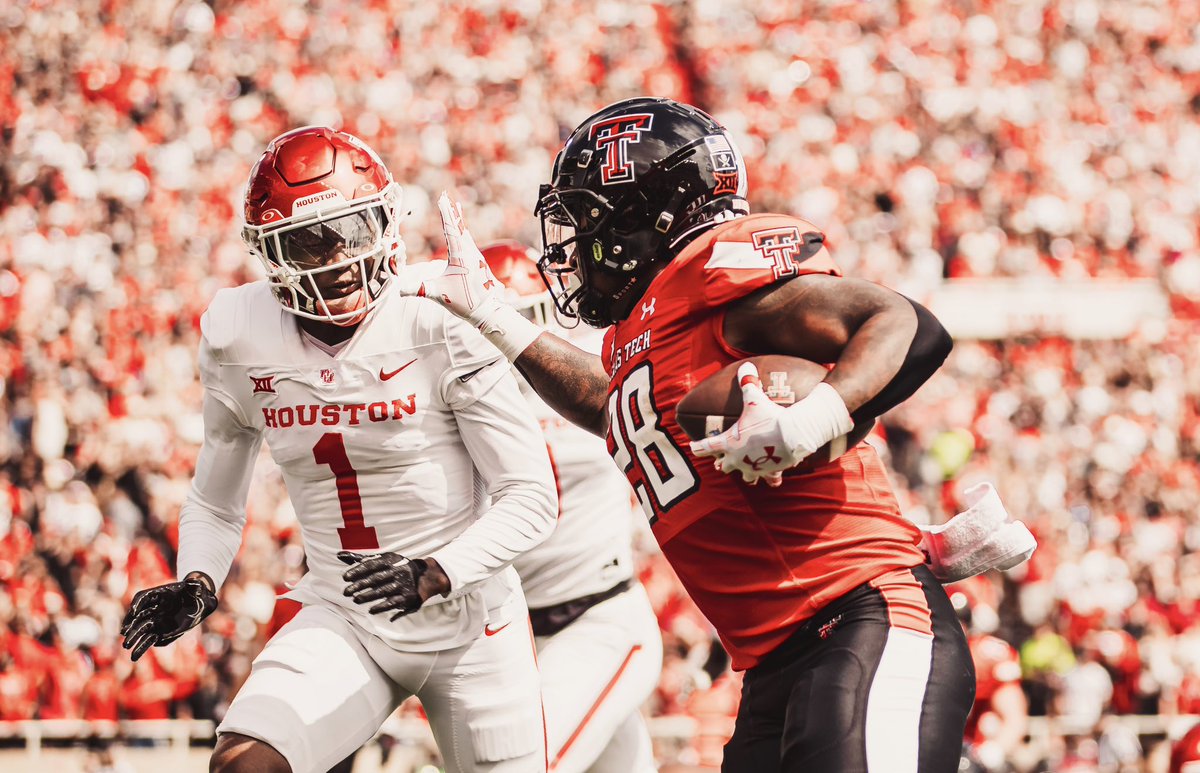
[607,363,699,525]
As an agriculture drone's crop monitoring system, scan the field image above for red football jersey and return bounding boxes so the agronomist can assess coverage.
[601,214,926,670]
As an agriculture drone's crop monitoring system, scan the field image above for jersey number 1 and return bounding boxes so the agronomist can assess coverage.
[608,363,699,523]
[313,432,379,550]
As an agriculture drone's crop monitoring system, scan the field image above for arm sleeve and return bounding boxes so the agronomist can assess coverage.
[849,297,953,423]
[175,394,262,589]
[429,366,558,596]
[176,336,263,590]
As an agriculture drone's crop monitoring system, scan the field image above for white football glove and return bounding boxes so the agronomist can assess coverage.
[689,362,853,486]
[919,482,1037,583]
[402,193,542,361]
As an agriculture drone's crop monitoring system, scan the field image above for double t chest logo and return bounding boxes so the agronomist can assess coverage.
[589,114,654,185]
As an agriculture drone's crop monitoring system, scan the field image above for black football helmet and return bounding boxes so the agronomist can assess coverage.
[536,97,749,327]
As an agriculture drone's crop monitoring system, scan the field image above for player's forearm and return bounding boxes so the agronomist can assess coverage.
[463,300,610,437]
[824,296,952,421]
[726,275,951,421]
[514,333,610,437]
[429,483,557,595]
[176,497,245,590]
[438,369,559,594]
[175,395,261,590]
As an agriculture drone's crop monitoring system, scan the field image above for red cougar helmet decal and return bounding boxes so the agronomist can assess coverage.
[589,114,653,185]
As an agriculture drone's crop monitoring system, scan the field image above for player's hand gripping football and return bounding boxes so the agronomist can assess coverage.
[689,363,853,486]
[121,572,218,661]
[339,552,451,621]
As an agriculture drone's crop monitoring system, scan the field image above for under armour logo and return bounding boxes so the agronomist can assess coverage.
[743,446,782,471]
[640,297,656,320]
[320,369,335,385]
[251,376,275,394]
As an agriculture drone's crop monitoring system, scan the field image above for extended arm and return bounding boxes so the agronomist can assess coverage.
[407,193,611,437]
[513,333,610,437]
[724,273,952,422]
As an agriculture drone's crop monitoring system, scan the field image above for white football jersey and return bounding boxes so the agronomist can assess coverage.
[193,280,555,651]
[512,328,636,609]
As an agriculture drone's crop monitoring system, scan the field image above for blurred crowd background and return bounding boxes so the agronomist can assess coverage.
[2,0,1199,771]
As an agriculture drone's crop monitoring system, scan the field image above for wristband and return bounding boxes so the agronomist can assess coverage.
[779,382,854,456]
[473,302,544,362]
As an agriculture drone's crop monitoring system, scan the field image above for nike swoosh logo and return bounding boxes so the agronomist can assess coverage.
[483,622,510,637]
[458,359,500,383]
[379,358,418,381]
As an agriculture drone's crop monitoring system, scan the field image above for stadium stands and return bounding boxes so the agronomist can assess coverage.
[1,1,1197,769]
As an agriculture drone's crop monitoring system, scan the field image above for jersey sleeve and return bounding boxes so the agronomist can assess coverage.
[430,364,558,594]
[686,215,842,310]
[438,312,508,409]
[198,311,251,427]
[179,305,262,590]
[175,394,263,589]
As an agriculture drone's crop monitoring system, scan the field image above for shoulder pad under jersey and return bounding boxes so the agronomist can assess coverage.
[200,282,284,365]
[669,213,841,311]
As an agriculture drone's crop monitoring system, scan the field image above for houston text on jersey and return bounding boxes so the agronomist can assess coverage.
[261,396,417,428]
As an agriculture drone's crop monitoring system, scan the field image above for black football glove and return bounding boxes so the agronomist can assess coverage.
[339,551,431,621]
[121,573,218,661]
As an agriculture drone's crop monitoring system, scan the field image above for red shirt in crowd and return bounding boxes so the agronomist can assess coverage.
[0,658,37,720]
[81,668,121,722]
[119,655,175,720]
[39,646,92,719]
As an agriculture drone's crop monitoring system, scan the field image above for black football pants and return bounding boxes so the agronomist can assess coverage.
[722,565,976,773]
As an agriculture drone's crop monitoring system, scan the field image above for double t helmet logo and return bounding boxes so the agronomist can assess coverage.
[590,114,654,185]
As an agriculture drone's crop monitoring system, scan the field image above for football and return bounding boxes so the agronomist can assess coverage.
[675,355,875,471]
